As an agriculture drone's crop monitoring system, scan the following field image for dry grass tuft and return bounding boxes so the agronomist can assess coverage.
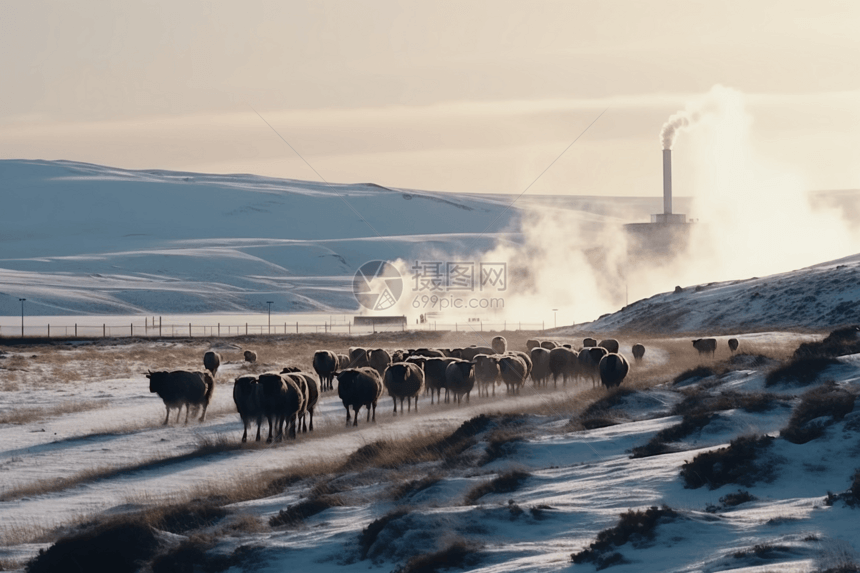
[342,414,518,473]
[268,495,345,528]
[0,520,62,548]
[580,387,637,419]
[340,432,450,471]
[463,470,530,505]
[706,489,758,513]
[825,469,860,508]
[392,476,443,502]
[630,413,717,458]
[359,508,412,560]
[672,366,719,386]
[572,417,620,430]
[150,536,263,573]
[0,434,244,502]
[481,428,524,465]
[720,489,757,507]
[392,540,482,573]
[672,390,788,417]
[0,558,24,571]
[0,400,109,425]
[148,502,228,534]
[224,513,267,534]
[732,543,794,560]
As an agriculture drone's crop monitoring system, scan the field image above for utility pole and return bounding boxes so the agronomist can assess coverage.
[266,301,273,334]
[19,298,25,338]
[552,308,558,329]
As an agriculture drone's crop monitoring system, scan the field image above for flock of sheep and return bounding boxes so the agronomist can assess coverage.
[146,335,740,443]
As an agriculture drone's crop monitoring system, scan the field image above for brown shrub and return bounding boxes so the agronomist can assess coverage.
[359,508,412,560]
[765,357,841,387]
[392,540,481,573]
[25,522,160,573]
[672,390,787,417]
[680,435,777,490]
[571,506,678,569]
[794,326,860,359]
[781,382,856,444]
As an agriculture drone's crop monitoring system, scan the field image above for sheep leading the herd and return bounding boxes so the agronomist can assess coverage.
[148,370,215,425]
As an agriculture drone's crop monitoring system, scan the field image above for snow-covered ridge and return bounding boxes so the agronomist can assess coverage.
[574,253,860,334]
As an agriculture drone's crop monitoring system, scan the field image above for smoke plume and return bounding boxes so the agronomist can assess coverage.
[391,85,860,329]
[661,110,696,149]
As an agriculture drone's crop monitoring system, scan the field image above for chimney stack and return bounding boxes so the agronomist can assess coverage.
[662,149,672,215]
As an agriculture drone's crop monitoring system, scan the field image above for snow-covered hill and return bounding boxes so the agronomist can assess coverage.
[2,160,689,318]
[573,253,860,334]
[0,160,527,315]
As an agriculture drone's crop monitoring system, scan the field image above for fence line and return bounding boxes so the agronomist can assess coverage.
[0,320,547,339]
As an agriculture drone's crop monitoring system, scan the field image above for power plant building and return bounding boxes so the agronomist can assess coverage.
[624,148,692,257]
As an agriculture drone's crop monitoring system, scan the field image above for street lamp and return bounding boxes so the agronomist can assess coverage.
[266,301,273,334]
[552,308,558,329]
[19,298,25,338]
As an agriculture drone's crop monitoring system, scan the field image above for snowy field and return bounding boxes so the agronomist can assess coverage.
[3,328,860,572]
[3,159,860,571]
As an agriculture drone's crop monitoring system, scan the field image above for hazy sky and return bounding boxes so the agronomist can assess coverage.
[2,1,859,196]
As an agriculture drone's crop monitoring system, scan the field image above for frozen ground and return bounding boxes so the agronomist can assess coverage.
[4,330,860,572]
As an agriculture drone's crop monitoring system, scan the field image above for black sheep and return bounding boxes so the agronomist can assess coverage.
[147,370,215,425]
[336,367,383,427]
[233,375,264,442]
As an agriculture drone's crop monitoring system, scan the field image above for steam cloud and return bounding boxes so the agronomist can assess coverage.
[392,84,860,329]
